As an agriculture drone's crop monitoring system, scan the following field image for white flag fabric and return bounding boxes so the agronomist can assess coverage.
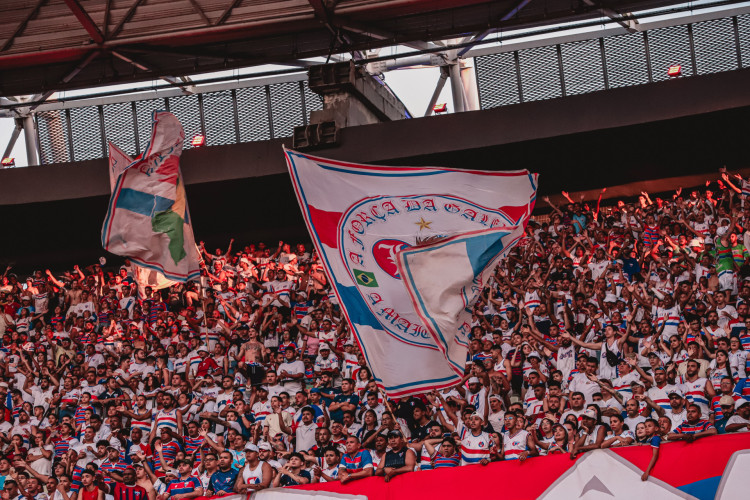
[102,111,200,283]
[107,141,177,294]
[108,141,133,191]
[285,148,537,396]
[397,226,527,374]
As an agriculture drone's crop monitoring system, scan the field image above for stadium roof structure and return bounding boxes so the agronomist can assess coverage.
[0,0,703,96]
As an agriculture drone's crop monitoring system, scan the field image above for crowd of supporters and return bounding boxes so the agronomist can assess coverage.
[2,169,750,499]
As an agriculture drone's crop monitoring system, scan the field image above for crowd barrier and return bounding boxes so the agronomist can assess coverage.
[281,433,750,499]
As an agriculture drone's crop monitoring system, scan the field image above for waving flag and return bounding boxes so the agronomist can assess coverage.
[102,111,200,283]
[397,226,527,374]
[285,148,537,396]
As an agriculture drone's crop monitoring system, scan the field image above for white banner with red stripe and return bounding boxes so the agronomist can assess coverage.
[285,148,537,396]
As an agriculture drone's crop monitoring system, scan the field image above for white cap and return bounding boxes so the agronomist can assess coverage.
[735,399,750,410]
[604,293,617,303]
[582,408,598,420]
[467,377,481,385]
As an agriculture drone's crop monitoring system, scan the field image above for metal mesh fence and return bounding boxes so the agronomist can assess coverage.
[603,32,650,88]
[739,14,750,68]
[103,102,138,156]
[475,52,520,109]
[477,14,747,109]
[647,25,693,81]
[168,95,202,149]
[517,45,562,102]
[560,39,606,96]
[269,81,304,139]
[237,86,272,142]
[36,110,70,164]
[303,81,323,123]
[202,91,237,146]
[69,106,103,161]
[693,18,738,75]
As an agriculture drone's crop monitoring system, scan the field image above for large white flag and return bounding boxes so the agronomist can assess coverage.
[285,148,537,396]
[102,111,200,284]
[107,141,176,295]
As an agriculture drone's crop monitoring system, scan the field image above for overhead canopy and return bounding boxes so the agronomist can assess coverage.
[0,0,689,96]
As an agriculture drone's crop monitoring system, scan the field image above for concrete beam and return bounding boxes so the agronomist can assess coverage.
[3,66,750,205]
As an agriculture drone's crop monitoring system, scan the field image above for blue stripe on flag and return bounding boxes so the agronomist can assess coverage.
[116,188,174,216]
[335,284,387,331]
[465,230,510,276]
[676,475,721,500]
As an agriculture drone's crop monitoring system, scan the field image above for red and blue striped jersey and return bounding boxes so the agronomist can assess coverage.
[183,435,205,462]
[166,476,201,498]
[148,302,166,324]
[154,409,178,433]
[339,449,374,473]
[673,420,714,434]
[100,460,128,487]
[154,440,181,474]
[75,405,94,429]
[433,452,460,468]
[735,379,750,400]
[293,301,312,320]
[53,436,76,458]
[683,379,710,410]
[643,224,660,247]
[113,483,148,500]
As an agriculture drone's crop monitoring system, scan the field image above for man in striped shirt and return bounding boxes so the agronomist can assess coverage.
[337,436,373,484]
[113,468,148,500]
[160,460,203,500]
[667,404,718,443]
[100,443,128,491]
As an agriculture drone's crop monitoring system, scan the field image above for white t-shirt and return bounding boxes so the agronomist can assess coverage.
[277,360,305,394]
[726,414,750,432]
[568,373,600,404]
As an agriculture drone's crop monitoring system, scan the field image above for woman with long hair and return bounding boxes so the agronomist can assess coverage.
[358,410,381,449]
[602,414,635,448]
[538,423,569,455]
[708,349,736,391]
[355,366,372,394]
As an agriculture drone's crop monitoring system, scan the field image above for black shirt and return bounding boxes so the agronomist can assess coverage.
[279,469,311,487]
[383,448,408,469]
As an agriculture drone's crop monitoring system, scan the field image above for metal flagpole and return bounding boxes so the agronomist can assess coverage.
[377,386,407,439]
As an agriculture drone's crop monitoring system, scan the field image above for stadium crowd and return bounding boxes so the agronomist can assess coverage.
[2,169,750,499]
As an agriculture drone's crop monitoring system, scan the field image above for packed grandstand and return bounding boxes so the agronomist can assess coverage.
[1,172,750,500]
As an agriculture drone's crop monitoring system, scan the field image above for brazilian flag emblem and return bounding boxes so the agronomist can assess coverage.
[354,270,379,287]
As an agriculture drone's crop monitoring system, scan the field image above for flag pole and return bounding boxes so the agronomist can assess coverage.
[377,386,407,439]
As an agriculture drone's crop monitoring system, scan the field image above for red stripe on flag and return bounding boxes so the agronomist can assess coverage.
[499,204,531,224]
[308,204,343,249]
